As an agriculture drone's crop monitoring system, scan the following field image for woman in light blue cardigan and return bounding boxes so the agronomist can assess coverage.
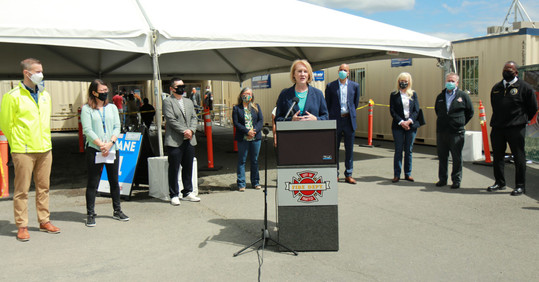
[81,79,129,227]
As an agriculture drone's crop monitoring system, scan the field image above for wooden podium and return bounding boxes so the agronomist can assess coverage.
[276,120,339,251]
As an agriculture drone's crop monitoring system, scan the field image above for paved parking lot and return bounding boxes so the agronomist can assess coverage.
[1,126,538,281]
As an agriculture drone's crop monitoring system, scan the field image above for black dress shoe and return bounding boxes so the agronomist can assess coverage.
[510,187,525,196]
[435,181,446,187]
[487,184,506,192]
[451,183,460,189]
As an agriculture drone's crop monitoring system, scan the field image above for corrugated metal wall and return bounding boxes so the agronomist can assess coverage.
[47,81,90,131]
[325,59,447,145]
[454,33,531,143]
[214,31,538,146]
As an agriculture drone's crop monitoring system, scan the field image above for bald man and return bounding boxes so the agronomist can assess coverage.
[325,64,360,184]
[487,61,537,196]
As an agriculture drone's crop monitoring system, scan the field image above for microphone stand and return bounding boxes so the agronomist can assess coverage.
[233,128,298,257]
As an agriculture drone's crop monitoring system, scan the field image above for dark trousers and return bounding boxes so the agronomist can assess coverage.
[436,131,465,184]
[336,116,355,177]
[167,142,195,198]
[490,125,526,187]
[85,147,121,215]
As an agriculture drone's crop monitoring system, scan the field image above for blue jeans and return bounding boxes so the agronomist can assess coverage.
[237,139,261,188]
[392,127,417,178]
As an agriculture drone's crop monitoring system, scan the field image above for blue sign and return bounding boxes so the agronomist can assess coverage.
[252,74,271,89]
[391,58,413,67]
[313,70,325,81]
[98,132,142,196]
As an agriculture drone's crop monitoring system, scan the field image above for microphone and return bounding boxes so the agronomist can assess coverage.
[284,97,300,120]
[262,126,270,135]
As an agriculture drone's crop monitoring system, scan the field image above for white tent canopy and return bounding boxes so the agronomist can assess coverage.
[0,0,452,155]
[0,0,452,82]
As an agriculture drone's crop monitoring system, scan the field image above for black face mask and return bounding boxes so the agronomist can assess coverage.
[97,92,108,101]
[175,86,185,94]
[502,70,515,82]
[399,81,409,89]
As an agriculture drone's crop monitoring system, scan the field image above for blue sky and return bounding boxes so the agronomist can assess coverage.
[301,0,539,41]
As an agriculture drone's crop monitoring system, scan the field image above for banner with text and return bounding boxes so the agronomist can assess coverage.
[313,70,325,81]
[391,58,412,67]
[98,132,142,196]
[252,74,271,89]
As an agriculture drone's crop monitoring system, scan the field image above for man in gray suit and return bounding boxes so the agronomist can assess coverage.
[163,78,200,206]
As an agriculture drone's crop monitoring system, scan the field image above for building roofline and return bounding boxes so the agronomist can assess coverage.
[453,28,539,44]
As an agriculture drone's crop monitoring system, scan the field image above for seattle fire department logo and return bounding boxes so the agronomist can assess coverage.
[284,171,331,203]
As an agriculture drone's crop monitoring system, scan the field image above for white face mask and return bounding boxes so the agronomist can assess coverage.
[27,72,44,85]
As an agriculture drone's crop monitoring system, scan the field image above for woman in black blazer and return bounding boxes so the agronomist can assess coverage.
[389,72,420,183]
[232,87,263,191]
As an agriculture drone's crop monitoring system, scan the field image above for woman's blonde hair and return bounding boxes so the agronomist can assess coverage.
[236,87,258,113]
[396,72,414,100]
[289,59,313,84]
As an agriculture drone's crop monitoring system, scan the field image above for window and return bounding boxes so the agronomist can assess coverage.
[349,68,365,98]
[456,57,479,95]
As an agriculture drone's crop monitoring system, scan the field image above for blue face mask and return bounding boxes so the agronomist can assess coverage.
[338,70,347,80]
[445,82,456,91]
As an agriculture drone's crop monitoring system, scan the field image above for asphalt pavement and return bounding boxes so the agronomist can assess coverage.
[1,125,538,281]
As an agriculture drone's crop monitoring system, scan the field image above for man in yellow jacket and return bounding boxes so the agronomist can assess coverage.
[0,58,60,242]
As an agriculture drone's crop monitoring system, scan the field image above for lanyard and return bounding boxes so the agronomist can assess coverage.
[99,106,106,133]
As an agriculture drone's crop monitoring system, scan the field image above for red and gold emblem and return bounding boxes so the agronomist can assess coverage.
[285,171,330,203]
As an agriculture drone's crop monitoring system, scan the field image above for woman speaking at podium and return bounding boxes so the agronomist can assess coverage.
[275,60,328,121]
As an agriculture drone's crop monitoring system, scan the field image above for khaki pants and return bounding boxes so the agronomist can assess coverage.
[12,151,52,227]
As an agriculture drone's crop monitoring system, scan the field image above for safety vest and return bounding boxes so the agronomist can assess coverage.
[0,82,52,153]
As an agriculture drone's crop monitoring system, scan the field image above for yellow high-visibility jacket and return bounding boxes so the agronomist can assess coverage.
[0,82,52,153]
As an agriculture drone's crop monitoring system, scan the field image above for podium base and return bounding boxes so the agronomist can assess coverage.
[278,205,339,251]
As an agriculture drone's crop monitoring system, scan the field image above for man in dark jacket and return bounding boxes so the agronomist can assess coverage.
[487,61,538,196]
[434,72,474,189]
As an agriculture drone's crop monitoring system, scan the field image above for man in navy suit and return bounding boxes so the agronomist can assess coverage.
[325,64,360,184]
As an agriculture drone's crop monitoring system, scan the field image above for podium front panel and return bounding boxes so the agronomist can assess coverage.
[276,121,336,166]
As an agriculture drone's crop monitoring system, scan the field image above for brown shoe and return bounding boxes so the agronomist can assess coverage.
[344,176,357,184]
[39,221,61,234]
[405,176,415,182]
[392,177,400,183]
[17,227,30,242]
